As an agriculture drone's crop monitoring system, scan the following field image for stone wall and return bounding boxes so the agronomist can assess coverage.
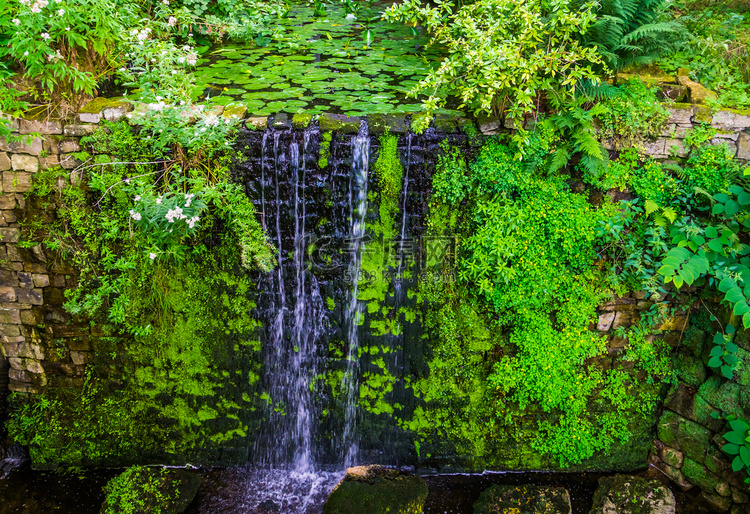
[0,116,107,396]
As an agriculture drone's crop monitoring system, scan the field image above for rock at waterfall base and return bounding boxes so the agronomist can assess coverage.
[589,475,676,514]
[473,484,572,514]
[323,465,428,514]
[100,466,202,514]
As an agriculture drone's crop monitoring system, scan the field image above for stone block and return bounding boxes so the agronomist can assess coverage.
[477,113,501,135]
[59,140,81,153]
[78,112,101,123]
[0,323,20,336]
[712,110,750,131]
[0,152,10,171]
[59,154,81,170]
[367,114,408,134]
[19,119,63,135]
[0,286,15,302]
[658,445,684,469]
[683,457,721,492]
[666,138,689,158]
[0,194,16,209]
[17,272,32,288]
[63,124,96,137]
[31,274,49,288]
[70,350,88,365]
[246,117,268,131]
[14,288,42,305]
[733,488,749,503]
[0,227,20,243]
[667,106,694,125]
[657,315,689,331]
[4,171,34,192]
[68,337,90,351]
[678,75,719,104]
[319,113,361,134]
[699,491,732,512]
[9,368,30,383]
[641,138,667,158]
[612,310,637,329]
[0,136,43,155]
[51,274,66,287]
[221,104,247,122]
[9,381,41,393]
[597,311,615,331]
[40,155,60,170]
[738,132,750,160]
[10,154,38,173]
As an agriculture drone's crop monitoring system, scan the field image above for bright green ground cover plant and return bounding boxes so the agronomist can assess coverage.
[408,134,668,467]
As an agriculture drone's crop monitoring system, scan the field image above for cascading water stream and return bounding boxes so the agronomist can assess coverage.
[341,122,370,468]
[254,127,326,475]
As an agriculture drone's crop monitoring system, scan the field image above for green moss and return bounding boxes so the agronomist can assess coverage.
[323,467,428,514]
[318,131,332,168]
[682,458,721,492]
[79,97,131,114]
[101,466,202,514]
[292,112,313,129]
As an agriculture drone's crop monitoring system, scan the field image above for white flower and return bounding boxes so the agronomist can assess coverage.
[187,216,199,229]
[130,28,138,36]
[167,16,177,27]
[165,206,183,223]
[156,196,163,204]
[346,13,356,20]
[20,0,30,5]
[23,51,29,56]
[12,19,20,25]
[149,252,157,260]
[41,32,50,41]
[57,8,64,16]
[31,4,41,13]
[162,0,169,4]
[65,26,70,30]
[177,56,185,64]
[186,53,197,66]
[184,193,195,207]
[204,114,220,127]
[129,209,142,221]
[124,178,131,184]
[134,195,141,202]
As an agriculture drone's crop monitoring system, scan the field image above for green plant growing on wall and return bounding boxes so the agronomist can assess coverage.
[708,325,740,379]
[720,416,750,483]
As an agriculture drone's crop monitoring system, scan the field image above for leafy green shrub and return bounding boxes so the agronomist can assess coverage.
[576,0,685,72]
[720,416,750,480]
[373,134,403,200]
[383,0,606,137]
[628,161,680,206]
[598,80,670,148]
[469,138,525,196]
[682,143,738,195]
[708,325,740,379]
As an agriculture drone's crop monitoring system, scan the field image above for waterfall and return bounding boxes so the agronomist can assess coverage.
[253,126,326,474]
[341,122,370,468]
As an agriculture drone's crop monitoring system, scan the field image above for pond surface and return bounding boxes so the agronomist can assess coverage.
[193,2,457,116]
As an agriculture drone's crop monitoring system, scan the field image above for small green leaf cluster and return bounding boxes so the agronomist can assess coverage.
[709,325,740,379]
[721,416,750,481]
[373,133,403,201]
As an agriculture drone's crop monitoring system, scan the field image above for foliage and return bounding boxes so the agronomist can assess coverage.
[383,0,607,138]
[708,325,740,379]
[720,415,750,483]
[596,80,669,148]
[575,0,685,72]
[431,142,470,205]
[4,0,132,112]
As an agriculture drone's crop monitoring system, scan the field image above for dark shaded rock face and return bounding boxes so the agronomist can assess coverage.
[589,475,675,514]
[100,467,202,514]
[472,484,572,514]
[323,465,428,514]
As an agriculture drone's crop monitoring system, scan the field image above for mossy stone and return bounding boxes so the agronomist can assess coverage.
[323,465,428,514]
[433,114,456,133]
[292,112,313,129]
[682,458,721,493]
[657,410,680,447]
[473,484,571,514]
[589,475,676,514]
[319,113,361,133]
[674,415,712,463]
[674,353,707,387]
[79,97,131,114]
[272,113,291,130]
[366,114,407,134]
[246,117,268,131]
[222,104,247,120]
[100,467,202,514]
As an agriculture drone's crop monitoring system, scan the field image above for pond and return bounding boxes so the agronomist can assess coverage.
[191,2,459,116]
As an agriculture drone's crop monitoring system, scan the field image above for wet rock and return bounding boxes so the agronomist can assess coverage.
[367,114,407,134]
[319,113,361,134]
[473,484,571,514]
[589,475,675,514]
[100,466,201,514]
[323,465,428,514]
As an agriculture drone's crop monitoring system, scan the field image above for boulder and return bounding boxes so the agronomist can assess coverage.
[100,466,201,514]
[473,484,571,514]
[589,475,676,514]
[323,465,428,514]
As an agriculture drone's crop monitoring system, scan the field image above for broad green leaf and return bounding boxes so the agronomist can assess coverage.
[719,277,737,292]
[730,420,750,433]
[726,287,745,304]
[724,443,741,455]
[725,200,740,217]
[673,275,684,289]
[708,356,723,367]
[722,364,734,379]
[708,239,724,253]
[741,445,750,467]
[713,203,725,215]
[744,311,750,329]
[734,301,750,316]
[706,226,718,238]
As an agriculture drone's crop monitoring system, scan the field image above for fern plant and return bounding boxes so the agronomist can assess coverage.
[576,0,686,72]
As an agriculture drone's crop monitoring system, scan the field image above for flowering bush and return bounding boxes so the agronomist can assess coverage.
[127,185,207,262]
[5,0,130,110]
